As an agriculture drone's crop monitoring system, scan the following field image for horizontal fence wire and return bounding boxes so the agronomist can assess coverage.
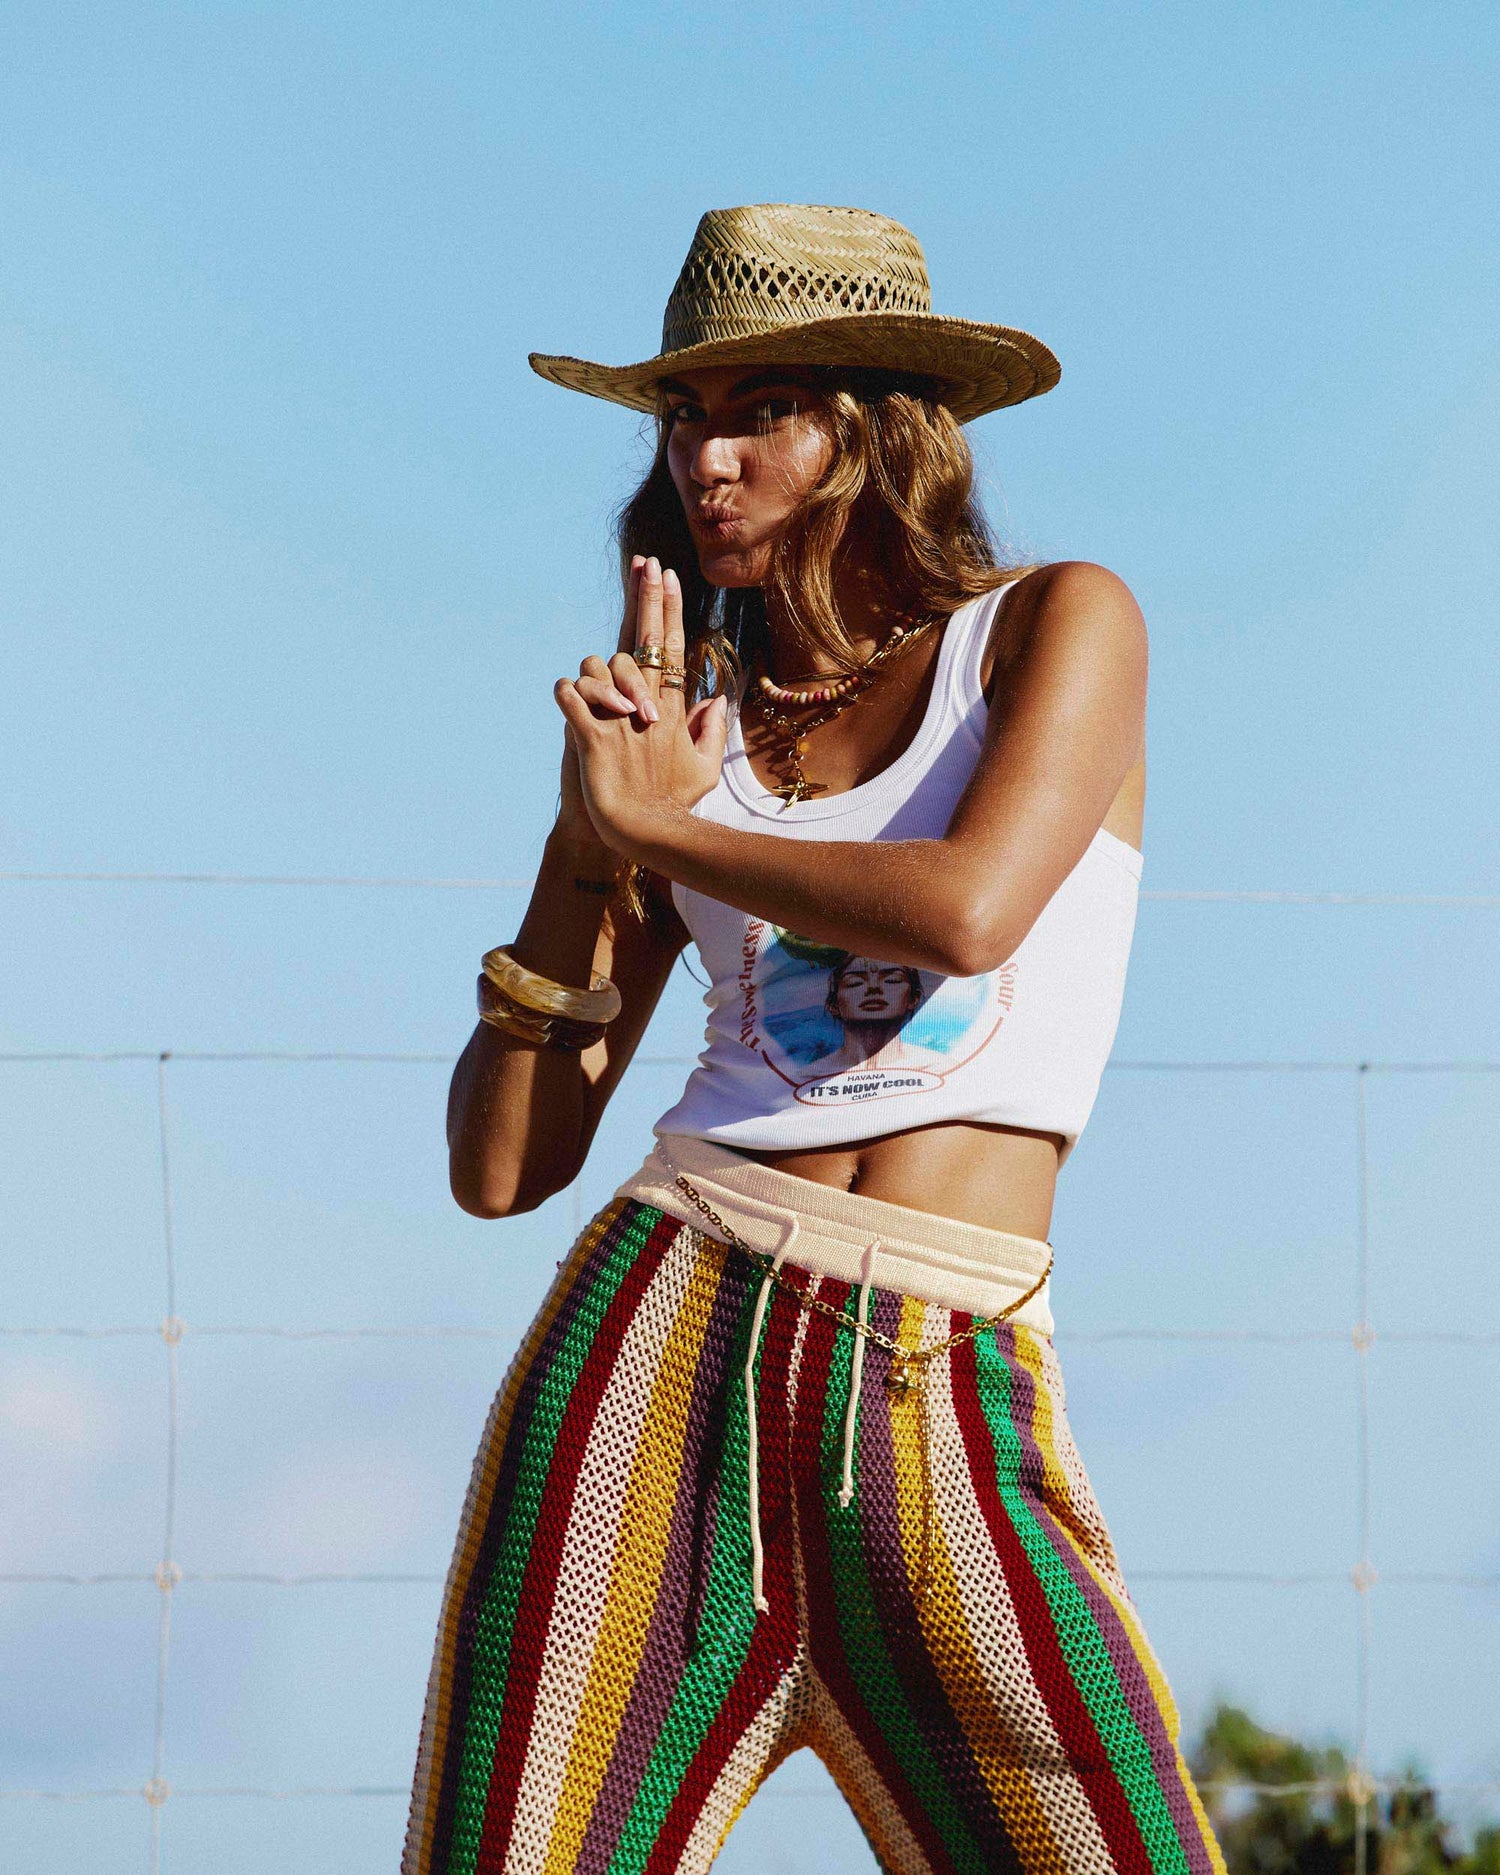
[5,1569,1497,1589]
[2,1050,1500,1072]
[4,869,1500,906]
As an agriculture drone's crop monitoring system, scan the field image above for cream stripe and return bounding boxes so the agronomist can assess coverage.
[1013,1332,1182,1730]
[807,1662,938,1875]
[539,1234,724,1875]
[403,1207,616,1874]
[1014,1334,1227,1872]
[923,1344,1113,1872]
[679,1665,804,1875]
[504,1224,703,1875]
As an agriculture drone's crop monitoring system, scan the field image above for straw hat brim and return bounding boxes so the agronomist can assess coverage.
[528,312,1060,425]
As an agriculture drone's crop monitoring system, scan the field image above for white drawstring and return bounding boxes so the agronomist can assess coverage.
[839,1240,879,1508]
[746,1216,797,1615]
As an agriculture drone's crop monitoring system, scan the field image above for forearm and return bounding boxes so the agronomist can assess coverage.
[446,829,616,1216]
[628,807,992,976]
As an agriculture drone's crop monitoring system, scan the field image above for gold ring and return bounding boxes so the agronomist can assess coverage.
[634,643,669,669]
[660,671,686,690]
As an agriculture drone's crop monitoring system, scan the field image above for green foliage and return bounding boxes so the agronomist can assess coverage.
[1190,1704,1498,1875]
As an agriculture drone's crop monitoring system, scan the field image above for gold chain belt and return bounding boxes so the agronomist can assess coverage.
[667,1166,1055,1605]
[669,1169,1054,1396]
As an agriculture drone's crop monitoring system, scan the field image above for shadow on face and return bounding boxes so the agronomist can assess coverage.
[659,363,835,587]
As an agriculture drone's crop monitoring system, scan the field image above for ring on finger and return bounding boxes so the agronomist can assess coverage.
[634,644,671,671]
[660,670,686,690]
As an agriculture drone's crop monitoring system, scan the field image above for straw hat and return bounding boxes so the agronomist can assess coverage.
[529,202,1060,425]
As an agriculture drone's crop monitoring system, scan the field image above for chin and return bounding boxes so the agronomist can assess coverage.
[694,543,772,589]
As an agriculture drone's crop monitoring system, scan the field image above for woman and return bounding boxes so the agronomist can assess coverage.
[404,204,1224,1875]
[818,956,927,1075]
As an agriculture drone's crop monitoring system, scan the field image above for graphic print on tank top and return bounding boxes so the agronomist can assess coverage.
[739,918,1016,1108]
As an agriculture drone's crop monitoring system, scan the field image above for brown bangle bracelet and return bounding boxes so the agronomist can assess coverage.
[476,974,606,1051]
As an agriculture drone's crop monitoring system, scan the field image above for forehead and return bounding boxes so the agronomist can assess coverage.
[654,363,819,402]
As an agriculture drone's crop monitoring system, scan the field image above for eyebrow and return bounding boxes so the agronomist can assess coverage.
[656,368,814,402]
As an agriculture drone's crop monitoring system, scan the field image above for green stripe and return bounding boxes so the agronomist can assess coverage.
[820,1317,989,1874]
[608,1265,766,1874]
[447,1201,661,1875]
[973,1333,1191,1875]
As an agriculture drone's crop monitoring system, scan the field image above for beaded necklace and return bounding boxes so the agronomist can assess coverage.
[749,615,939,806]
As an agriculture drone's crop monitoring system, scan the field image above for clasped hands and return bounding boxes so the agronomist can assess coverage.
[553,555,729,857]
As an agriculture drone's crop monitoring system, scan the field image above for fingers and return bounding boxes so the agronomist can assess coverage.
[606,650,659,724]
[662,565,686,677]
[686,693,730,764]
[575,655,639,717]
[634,558,664,692]
[614,556,645,656]
[554,677,593,735]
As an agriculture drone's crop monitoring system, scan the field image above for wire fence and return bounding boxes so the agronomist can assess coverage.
[2,872,1498,1874]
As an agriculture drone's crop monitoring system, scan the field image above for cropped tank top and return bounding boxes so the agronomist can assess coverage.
[652,578,1144,1167]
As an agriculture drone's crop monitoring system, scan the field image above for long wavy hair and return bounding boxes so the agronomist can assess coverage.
[611,364,1041,915]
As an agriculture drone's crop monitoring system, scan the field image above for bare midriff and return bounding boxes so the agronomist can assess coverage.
[731,601,1146,1242]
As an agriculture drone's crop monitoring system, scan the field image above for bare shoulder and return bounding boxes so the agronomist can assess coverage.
[984,560,1148,699]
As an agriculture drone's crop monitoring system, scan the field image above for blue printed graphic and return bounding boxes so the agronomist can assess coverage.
[752,926,1012,1104]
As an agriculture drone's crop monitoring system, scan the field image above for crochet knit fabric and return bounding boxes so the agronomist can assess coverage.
[402,1197,1225,1875]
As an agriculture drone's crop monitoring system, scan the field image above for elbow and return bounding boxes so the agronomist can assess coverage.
[927,907,1026,979]
[449,1162,563,1220]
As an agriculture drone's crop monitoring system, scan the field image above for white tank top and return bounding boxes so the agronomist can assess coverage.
[653,579,1144,1167]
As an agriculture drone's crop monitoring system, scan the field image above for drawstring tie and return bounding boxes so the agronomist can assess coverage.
[745,1217,797,1614]
[838,1241,879,1509]
[745,1227,879,1613]
[664,1158,1053,1624]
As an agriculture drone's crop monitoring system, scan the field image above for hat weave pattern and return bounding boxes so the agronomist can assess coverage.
[660,205,932,350]
[529,201,1060,424]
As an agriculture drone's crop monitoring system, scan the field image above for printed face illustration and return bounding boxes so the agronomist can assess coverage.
[751,921,1015,1107]
[827,960,922,1026]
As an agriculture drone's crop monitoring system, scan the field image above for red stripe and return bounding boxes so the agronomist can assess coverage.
[473,1211,682,1875]
[791,1282,965,1875]
[644,1265,804,1872]
[949,1331,1156,1875]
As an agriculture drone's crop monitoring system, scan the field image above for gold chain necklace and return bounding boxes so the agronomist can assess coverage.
[749,616,939,807]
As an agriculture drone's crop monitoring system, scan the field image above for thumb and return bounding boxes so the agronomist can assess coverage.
[689,692,730,765]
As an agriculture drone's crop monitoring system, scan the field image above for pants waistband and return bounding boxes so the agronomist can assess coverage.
[612,1131,1055,1337]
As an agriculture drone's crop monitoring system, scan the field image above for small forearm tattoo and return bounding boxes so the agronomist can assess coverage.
[573,875,613,896]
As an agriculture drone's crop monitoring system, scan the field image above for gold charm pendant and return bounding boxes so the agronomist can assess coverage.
[885,1356,918,1398]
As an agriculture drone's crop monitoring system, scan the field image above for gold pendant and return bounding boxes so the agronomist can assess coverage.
[885,1359,917,1397]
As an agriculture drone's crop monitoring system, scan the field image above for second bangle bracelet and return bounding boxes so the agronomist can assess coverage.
[481,945,622,1025]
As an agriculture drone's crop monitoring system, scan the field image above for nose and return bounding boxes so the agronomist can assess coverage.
[690,432,741,488]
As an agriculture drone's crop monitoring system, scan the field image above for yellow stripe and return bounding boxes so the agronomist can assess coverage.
[1013,1331,1227,1874]
[405,1203,621,1873]
[883,1306,1071,1873]
[539,1234,726,1874]
[1011,1330,1181,1724]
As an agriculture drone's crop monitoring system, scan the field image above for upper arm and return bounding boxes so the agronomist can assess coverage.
[942,561,1148,971]
[575,870,690,1156]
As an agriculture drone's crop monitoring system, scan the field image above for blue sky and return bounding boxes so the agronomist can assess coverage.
[2,3,1497,1870]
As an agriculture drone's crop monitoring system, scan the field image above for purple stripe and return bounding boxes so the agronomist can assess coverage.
[574,1237,753,1872]
[856,1289,1026,1875]
[998,1325,1216,1875]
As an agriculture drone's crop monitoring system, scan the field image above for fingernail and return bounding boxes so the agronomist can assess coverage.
[646,556,660,578]
[663,567,679,592]
[643,698,660,723]
[631,555,644,570]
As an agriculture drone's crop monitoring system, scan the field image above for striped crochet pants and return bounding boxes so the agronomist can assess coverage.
[403,1194,1225,1875]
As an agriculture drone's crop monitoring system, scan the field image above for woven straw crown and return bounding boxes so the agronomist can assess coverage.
[529,202,1060,425]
